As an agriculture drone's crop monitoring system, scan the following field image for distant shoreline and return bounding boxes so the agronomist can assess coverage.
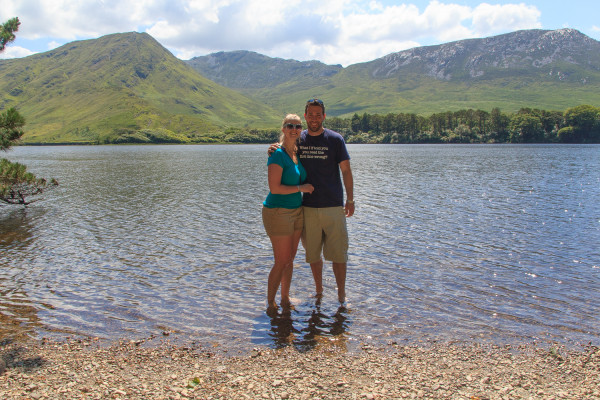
[14,141,600,147]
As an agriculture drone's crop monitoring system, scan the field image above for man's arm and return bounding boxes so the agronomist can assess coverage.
[339,159,354,217]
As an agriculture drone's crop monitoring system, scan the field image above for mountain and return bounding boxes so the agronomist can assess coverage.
[0,32,280,144]
[188,28,600,117]
[2,29,599,144]
[187,50,342,89]
[370,28,600,82]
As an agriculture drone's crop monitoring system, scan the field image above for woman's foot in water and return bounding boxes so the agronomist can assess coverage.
[266,301,278,317]
[280,297,292,309]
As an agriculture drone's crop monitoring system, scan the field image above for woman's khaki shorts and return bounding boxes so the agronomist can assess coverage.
[302,206,348,264]
[262,206,304,237]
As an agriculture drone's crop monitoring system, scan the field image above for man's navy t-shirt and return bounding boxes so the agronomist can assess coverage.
[298,128,350,208]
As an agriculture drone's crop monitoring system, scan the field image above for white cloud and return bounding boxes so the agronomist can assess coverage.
[1,0,544,66]
[48,41,62,50]
[147,20,180,40]
[471,3,542,35]
[0,45,34,59]
[422,1,472,34]
[2,0,161,39]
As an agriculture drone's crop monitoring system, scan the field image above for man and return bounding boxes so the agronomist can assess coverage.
[301,99,354,303]
[271,99,354,303]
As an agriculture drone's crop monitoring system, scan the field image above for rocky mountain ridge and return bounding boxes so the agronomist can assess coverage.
[370,28,600,82]
[186,28,600,116]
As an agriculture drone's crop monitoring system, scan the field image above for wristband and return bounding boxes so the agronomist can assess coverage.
[346,200,354,204]
[297,185,300,192]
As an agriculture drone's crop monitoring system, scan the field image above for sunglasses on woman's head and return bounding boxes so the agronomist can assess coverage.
[285,123,303,129]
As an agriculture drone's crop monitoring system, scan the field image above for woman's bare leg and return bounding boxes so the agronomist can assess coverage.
[267,233,296,310]
[279,228,302,307]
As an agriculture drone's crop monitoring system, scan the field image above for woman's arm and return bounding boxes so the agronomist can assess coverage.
[268,164,313,194]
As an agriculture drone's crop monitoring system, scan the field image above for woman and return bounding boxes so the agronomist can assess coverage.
[262,114,314,312]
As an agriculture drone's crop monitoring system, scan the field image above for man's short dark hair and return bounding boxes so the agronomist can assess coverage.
[305,98,325,114]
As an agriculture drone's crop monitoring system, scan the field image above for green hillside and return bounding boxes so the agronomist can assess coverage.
[2,29,599,144]
[187,50,341,90]
[0,32,281,144]
[320,29,600,117]
[189,29,600,118]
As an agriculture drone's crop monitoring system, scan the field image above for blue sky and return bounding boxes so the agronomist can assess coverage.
[1,0,598,66]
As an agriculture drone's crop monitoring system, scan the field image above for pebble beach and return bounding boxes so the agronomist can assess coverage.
[1,336,599,400]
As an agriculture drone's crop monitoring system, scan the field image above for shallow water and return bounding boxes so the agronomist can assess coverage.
[1,144,599,352]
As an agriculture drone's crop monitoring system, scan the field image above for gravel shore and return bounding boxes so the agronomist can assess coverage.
[1,336,599,399]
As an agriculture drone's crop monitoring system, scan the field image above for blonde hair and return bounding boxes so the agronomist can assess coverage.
[281,113,302,129]
[279,114,302,153]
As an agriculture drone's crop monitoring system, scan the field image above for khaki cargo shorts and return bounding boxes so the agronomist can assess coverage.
[302,206,348,264]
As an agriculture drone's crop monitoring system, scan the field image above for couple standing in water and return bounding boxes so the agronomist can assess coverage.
[262,99,355,313]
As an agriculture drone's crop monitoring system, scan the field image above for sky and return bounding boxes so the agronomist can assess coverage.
[1,0,598,67]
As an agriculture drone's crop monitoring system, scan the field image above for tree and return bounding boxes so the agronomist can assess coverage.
[557,126,577,143]
[326,116,350,135]
[0,159,57,205]
[509,113,544,143]
[474,109,489,141]
[539,110,564,142]
[0,107,25,150]
[561,105,600,143]
[0,17,20,52]
[360,113,370,132]
[350,113,361,133]
[1,17,57,205]
[490,108,510,142]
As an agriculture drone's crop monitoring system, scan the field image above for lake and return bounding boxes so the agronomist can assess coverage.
[1,144,599,352]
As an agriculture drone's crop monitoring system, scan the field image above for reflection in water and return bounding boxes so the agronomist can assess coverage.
[0,286,41,343]
[267,301,350,352]
[0,208,35,249]
[0,209,41,342]
[267,308,299,348]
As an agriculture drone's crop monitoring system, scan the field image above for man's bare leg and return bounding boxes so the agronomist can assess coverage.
[310,259,324,297]
[332,262,347,303]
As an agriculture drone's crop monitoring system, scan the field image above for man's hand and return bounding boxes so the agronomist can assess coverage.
[267,142,281,156]
[345,201,355,217]
[339,160,354,217]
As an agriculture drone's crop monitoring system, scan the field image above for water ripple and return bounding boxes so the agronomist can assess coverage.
[1,144,599,350]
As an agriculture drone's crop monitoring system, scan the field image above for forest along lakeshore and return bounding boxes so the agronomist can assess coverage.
[1,144,599,399]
